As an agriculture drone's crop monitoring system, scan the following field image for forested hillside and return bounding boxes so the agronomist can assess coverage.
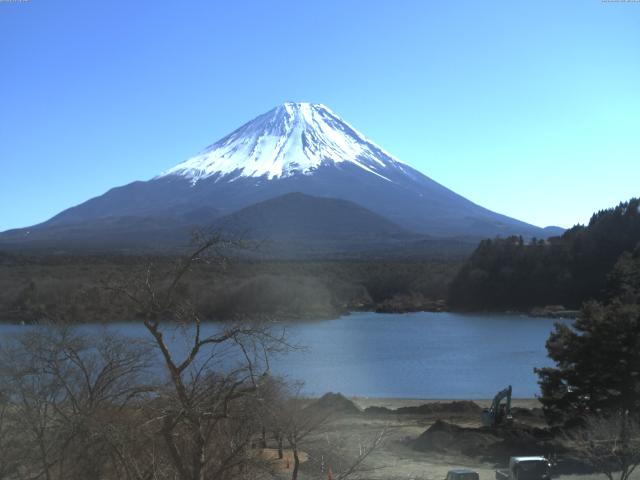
[0,254,459,323]
[449,198,640,310]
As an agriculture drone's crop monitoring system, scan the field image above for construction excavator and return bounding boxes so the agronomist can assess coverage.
[482,385,513,427]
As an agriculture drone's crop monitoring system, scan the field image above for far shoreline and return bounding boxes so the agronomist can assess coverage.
[344,396,542,410]
[0,308,574,325]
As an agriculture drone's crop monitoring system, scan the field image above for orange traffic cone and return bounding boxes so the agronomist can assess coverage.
[328,466,334,480]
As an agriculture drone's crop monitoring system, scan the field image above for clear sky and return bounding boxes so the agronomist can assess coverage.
[1,0,638,231]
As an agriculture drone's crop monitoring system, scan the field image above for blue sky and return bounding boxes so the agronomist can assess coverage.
[1,0,638,231]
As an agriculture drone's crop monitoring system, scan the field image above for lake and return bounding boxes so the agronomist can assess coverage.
[279,312,569,399]
[0,312,569,399]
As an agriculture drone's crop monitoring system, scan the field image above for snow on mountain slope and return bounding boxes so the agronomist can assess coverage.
[159,102,410,183]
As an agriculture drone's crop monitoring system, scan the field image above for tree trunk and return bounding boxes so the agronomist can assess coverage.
[278,434,284,459]
[292,445,300,480]
[192,427,206,480]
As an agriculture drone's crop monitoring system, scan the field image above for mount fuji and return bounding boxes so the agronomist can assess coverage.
[0,102,562,254]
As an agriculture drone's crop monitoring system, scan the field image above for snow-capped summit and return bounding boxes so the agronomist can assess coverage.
[160,102,407,183]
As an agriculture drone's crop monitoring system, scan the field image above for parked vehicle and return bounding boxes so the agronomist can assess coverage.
[495,456,551,480]
[446,469,480,480]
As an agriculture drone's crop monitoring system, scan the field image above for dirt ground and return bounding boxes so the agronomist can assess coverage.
[271,397,640,480]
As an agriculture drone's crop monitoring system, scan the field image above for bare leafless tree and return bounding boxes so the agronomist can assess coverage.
[105,234,291,480]
[305,422,388,480]
[0,387,20,480]
[280,394,331,480]
[261,382,388,480]
[0,326,154,480]
[565,412,640,480]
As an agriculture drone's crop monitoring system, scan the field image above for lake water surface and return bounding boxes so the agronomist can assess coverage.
[278,312,569,399]
[0,312,569,399]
